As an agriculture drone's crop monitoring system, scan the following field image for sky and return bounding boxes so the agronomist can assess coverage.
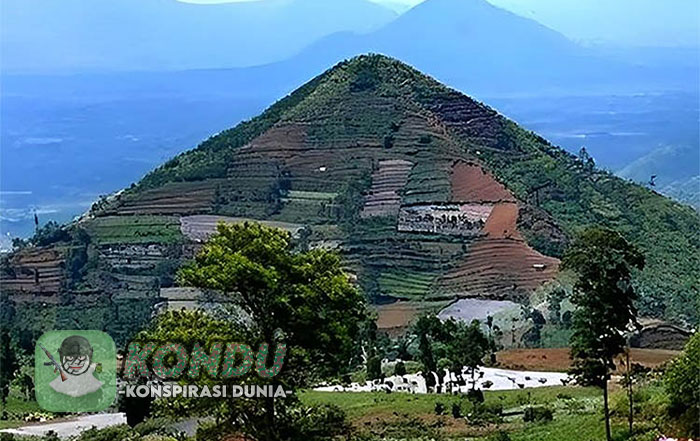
[179,0,700,47]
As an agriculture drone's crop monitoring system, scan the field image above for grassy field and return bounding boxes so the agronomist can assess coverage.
[0,396,43,430]
[300,386,638,440]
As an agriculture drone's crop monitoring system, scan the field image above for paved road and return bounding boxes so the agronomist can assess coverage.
[0,412,126,438]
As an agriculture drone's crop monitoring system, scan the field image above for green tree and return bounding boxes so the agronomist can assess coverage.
[546,288,566,324]
[412,315,489,391]
[664,332,699,437]
[448,320,489,390]
[414,315,442,381]
[562,227,644,441]
[172,222,365,440]
[366,355,382,380]
[0,292,17,420]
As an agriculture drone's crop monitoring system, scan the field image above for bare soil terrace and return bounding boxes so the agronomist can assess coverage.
[497,348,681,373]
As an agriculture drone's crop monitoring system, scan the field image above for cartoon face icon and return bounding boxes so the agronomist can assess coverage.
[58,335,93,376]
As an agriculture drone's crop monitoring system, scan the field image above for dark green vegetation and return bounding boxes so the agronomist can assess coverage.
[663,332,699,436]
[93,54,697,324]
[4,367,696,441]
[131,223,365,441]
[411,314,491,383]
[2,56,697,343]
[562,228,645,441]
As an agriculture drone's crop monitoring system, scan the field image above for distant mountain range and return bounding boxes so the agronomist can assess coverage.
[3,0,697,94]
[618,144,700,210]
[488,0,700,48]
[276,0,696,95]
[0,0,397,72]
[1,0,697,245]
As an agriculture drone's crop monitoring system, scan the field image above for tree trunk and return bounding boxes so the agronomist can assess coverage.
[265,393,277,441]
[627,349,633,435]
[603,379,612,441]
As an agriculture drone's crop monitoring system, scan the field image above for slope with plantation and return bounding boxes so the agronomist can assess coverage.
[3,55,698,340]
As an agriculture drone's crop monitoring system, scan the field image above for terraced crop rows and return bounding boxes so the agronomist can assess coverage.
[1,247,65,294]
[362,159,413,218]
[180,215,304,242]
[106,180,222,215]
[439,238,559,300]
[83,215,182,245]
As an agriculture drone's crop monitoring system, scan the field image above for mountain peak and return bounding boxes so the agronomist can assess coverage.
[28,56,700,326]
[324,53,450,93]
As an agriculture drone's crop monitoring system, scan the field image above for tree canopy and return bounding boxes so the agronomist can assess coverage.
[138,222,366,440]
[562,227,645,441]
[177,221,366,382]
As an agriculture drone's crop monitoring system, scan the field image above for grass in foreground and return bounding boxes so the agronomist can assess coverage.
[301,386,644,440]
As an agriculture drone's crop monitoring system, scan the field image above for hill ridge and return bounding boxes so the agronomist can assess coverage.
[5,54,698,330]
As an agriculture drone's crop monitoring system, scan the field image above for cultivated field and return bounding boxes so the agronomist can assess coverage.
[496,347,681,372]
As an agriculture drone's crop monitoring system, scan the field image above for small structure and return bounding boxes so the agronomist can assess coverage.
[630,319,693,350]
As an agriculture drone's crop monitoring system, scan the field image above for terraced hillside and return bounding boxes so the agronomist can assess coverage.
[3,55,699,341]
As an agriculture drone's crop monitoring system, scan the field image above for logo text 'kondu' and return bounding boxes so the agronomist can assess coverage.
[123,342,287,380]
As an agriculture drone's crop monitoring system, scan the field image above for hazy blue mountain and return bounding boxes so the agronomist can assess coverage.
[0,0,396,73]
[271,0,696,95]
[2,0,697,244]
[660,176,700,211]
[488,0,700,48]
[618,144,700,193]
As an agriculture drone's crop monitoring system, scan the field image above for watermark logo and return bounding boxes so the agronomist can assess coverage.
[35,331,117,412]
[123,342,287,380]
[121,341,290,399]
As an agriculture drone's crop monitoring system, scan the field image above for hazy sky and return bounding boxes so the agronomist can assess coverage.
[180,0,699,47]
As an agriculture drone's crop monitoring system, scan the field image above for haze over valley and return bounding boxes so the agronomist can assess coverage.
[1,0,698,248]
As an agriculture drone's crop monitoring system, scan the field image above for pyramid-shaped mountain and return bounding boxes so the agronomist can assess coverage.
[4,55,698,335]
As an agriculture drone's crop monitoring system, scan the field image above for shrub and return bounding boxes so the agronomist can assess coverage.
[435,402,446,416]
[367,356,382,380]
[394,361,407,376]
[469,402,504,425]
[488,431,512,441]
[383,134,394,149]
[467,388,485,403]
[451,402,462,418]
[523,405,554,423]
[73,425,137,441]
[280,403,352,441]
[664,332,699,437]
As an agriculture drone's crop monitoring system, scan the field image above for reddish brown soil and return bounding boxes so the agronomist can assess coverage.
[497,348,681,373]
[440,238,559,300]
[112,180,221,215]
[246,122,307,158]
[376,301,419,332]
[450,162,515,203]
[443,170,558,299]
[483,202,521,239]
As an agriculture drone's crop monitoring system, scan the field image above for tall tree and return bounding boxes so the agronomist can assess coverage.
[0,292,17,420]
[562,227,644,441]
[448,320,489,390]
[174,222,365,440]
